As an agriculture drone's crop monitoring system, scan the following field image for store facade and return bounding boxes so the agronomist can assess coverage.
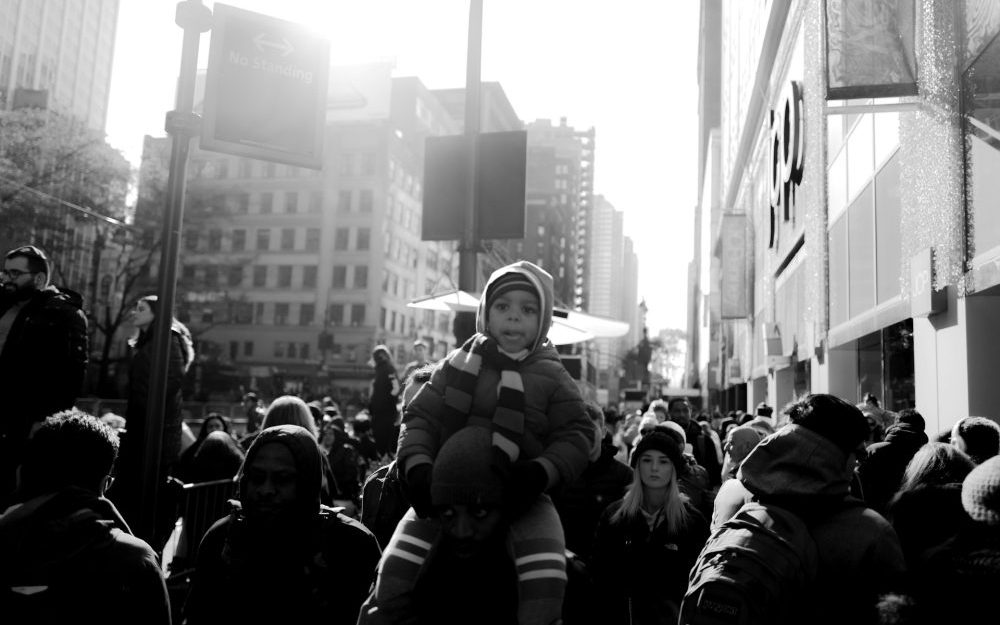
[701,0,1000,433]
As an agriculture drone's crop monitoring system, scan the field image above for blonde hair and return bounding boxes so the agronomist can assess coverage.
[612,452,691,534]
[262,395,318,437]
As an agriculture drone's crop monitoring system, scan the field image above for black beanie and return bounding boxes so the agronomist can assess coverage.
[486,272,538,312]
[630,427,685,472]
[788,394,869,454]
[431,426,505,508]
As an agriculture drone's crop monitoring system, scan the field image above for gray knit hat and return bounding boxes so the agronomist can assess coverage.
[962,455,1000,526]
[431,426,505,508]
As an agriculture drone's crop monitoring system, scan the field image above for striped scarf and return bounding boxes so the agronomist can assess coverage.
[441,334,525,462]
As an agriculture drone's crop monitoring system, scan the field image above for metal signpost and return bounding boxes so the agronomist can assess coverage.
[141,1,328,542]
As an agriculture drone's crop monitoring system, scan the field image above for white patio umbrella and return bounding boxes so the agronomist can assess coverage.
[407,289,629,346]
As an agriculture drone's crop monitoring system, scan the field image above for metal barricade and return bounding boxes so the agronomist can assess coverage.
[163,477,237,574]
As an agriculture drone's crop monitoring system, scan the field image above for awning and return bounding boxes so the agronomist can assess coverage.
[407,289,630,346]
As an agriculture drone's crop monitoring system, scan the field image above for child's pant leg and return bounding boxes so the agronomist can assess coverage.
[508,494,567,625]
[375,507,440,605]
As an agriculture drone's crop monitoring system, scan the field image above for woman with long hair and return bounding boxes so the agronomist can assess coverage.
[887,442,976,567]
[591,424,709,625]
[112,294,194,544]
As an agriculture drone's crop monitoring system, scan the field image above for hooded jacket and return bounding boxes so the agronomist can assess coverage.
[183,425,381,625]
[0,285,88,437]
[735,425,906,625]
[858,422,928,514]
[398,261,592,489]
[0,487,170,625]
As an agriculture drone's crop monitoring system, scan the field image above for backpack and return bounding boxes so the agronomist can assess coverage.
[680,501,818,625]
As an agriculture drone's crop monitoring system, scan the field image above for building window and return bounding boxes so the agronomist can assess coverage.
[328,303,344,326]
[184,230,198,251]
[303,265,317,288]
[350,304,365,326]
[281,228,295,251]
[360,189,373,212]
[234,193,249,214]
[339,154,354,176]
[338,190,351,212]
[259,192,273,214]
[361,152,376,176]
[274,303,289,325]
[274,342,287,358]
[208,229,222,252]
[182,265,196,281]
[300,342,311,359]
[229,340,238,360]
[309,191,323,213]
[357,228,370,251]
[243,341,254,356]
[277,265,292,287]
[334,228,349,251]
[299,303,315,326]
[253,266,267,287]
[255,303,265,323]
[285,192,298,213]
[332,265,347,288]
[204,266,218,287]
[233,301,252,323]
[256,229,270,251]
[354,265,368,288]
[232,229,246,251]
[306,228,320,251]
[228,266,243,287]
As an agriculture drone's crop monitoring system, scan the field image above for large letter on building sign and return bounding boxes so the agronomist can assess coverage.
[768,80,805,248]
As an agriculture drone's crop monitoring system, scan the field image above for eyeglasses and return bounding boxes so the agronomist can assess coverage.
[1,269,36,280]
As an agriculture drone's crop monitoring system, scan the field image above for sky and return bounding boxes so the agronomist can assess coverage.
[105,0,701,335]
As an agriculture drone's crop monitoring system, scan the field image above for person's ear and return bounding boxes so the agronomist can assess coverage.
[33,272,47,289]
[99,474,115,496]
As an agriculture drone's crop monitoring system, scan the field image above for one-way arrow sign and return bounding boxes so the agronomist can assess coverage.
[201,3,329,169]
[253,33,294,57]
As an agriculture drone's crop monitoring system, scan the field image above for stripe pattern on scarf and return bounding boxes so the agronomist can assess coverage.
[441,334,525,462]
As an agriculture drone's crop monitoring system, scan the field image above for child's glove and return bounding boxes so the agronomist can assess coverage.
[402,464,434,519]
[505,460,548,518]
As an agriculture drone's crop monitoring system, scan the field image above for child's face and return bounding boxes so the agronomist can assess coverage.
[487,288,540,352]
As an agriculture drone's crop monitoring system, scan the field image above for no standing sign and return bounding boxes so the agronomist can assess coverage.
[201,4,329,169]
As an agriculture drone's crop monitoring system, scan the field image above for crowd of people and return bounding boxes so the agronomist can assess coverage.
[2,247,1000,624]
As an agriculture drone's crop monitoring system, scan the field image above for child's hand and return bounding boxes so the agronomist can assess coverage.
[403,464,434,519]
[506,460,548,518]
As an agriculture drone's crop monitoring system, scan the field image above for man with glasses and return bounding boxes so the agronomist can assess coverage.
[0,245,88,506]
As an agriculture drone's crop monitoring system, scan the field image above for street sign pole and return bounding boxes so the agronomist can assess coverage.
[454,0,483,345]
[139,0,211,543]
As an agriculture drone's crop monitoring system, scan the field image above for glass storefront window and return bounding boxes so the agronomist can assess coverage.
[873,112,900,169]
[830,215,849,326]
[846,113,875,203]
[828,149,848,222]
[875,153,902,304]
[856,320,915,411]
[848,183,876,317]
[964,2,1000,258]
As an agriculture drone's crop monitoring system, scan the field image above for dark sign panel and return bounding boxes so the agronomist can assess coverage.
[201,4,329,169]
[422,131,527,241]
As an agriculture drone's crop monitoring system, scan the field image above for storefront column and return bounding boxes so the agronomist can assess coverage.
[915,288,1000,435]
[772,366,794,418]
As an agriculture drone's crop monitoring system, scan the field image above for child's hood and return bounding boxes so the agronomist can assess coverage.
[476,260,555,352]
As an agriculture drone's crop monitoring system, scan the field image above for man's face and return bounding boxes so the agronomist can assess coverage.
[669,401,692,427]
[1,256,42,300]
[414,344,426,359]
[438,503,505,559]
[243,442,298,525]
